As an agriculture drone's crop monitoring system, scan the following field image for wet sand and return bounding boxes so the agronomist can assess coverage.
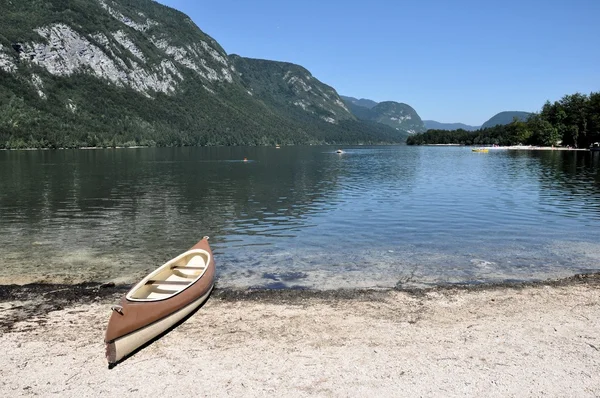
[1,274,599,397]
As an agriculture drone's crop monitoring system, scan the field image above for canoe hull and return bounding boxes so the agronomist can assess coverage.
[105,237,215,365]
[106,283,213,364]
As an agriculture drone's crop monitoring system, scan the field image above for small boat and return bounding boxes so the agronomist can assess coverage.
[472,148,489,153]
[105,237,215,365]
[336,149,344,154]
[590,142,600,152]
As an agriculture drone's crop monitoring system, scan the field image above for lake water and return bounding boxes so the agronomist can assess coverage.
[1,146,600,289]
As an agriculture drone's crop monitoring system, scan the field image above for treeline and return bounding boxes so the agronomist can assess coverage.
[0,69,405,149]
[407,92,600,147]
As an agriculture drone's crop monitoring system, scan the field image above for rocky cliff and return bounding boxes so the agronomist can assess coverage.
[1,0,234,96]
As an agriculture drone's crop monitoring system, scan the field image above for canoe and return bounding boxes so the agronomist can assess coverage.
[472,148,489,153]
[105,237,215,365]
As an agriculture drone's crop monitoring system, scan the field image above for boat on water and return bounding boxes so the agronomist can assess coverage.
[590,142,600,152]
[105,237,215,365]
[472,148,489,153]
[336,149,344,154]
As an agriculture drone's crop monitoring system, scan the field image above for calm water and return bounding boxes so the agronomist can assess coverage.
[1,146,600,289]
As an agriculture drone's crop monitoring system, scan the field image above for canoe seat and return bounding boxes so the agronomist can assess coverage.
[145,280,191,286]
[186,255,206,268]
[169,255,206,278]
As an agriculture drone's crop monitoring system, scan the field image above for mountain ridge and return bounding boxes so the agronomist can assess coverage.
[481,111,532,129]
[340,96,378,109]
[423,120,480,131]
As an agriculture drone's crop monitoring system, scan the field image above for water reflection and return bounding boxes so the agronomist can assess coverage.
[0,146,599,288]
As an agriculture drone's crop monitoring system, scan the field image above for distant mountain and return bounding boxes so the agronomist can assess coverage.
[341,96,426,134]
[423,120,480,131]
[340,96,378,109]
[367,102,426,134]
[340,99,377,121]
[481,111,532,129]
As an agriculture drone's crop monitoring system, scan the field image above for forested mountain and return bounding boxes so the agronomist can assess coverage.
[423,120,479,131]
[366,102,426,134]
[230,55,354,125]
[481,111,532,129]
[0,0,406,149]
[341,96,426,134]
[407,92,600,148]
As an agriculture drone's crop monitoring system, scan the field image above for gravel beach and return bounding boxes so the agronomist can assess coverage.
[1,275,599,397]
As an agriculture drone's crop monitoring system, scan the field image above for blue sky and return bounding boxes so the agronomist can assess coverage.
[157,0,599,125]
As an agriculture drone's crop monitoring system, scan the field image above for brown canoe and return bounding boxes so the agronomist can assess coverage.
[105,237,215,365]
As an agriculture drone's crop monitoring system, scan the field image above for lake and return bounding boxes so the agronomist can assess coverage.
[1,146,600,289]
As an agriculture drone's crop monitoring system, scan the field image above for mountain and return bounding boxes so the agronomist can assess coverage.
[341,96,426,134]
[230,55,354,124]
[481,111,532,129]
[423,120,480,131]
[366,102,426,134]
[0,0,406,149]
[340,96,378,109]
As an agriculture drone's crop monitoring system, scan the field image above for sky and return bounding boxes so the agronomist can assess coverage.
[157,0,599,126]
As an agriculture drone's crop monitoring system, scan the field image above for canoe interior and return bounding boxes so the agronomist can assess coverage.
[126,249,210,301]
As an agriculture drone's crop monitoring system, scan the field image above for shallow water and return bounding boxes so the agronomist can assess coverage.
[1,146,600,289]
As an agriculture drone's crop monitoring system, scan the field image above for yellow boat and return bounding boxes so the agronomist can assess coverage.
[472,148,489,153]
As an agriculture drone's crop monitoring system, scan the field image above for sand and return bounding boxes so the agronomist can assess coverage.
[1,276,599,397]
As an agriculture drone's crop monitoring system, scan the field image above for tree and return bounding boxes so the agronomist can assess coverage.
[527,114,560,146]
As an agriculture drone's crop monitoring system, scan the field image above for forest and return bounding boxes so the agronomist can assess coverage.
[407,92,600,148]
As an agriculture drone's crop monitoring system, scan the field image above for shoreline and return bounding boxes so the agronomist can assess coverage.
[2,272,599,333]
[2,270,599,296]
[491,145,588,151]
[3,144,595,152]
[424,144,590,151]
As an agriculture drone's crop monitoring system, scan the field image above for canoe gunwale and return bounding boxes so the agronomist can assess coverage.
[125,248,211,303]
